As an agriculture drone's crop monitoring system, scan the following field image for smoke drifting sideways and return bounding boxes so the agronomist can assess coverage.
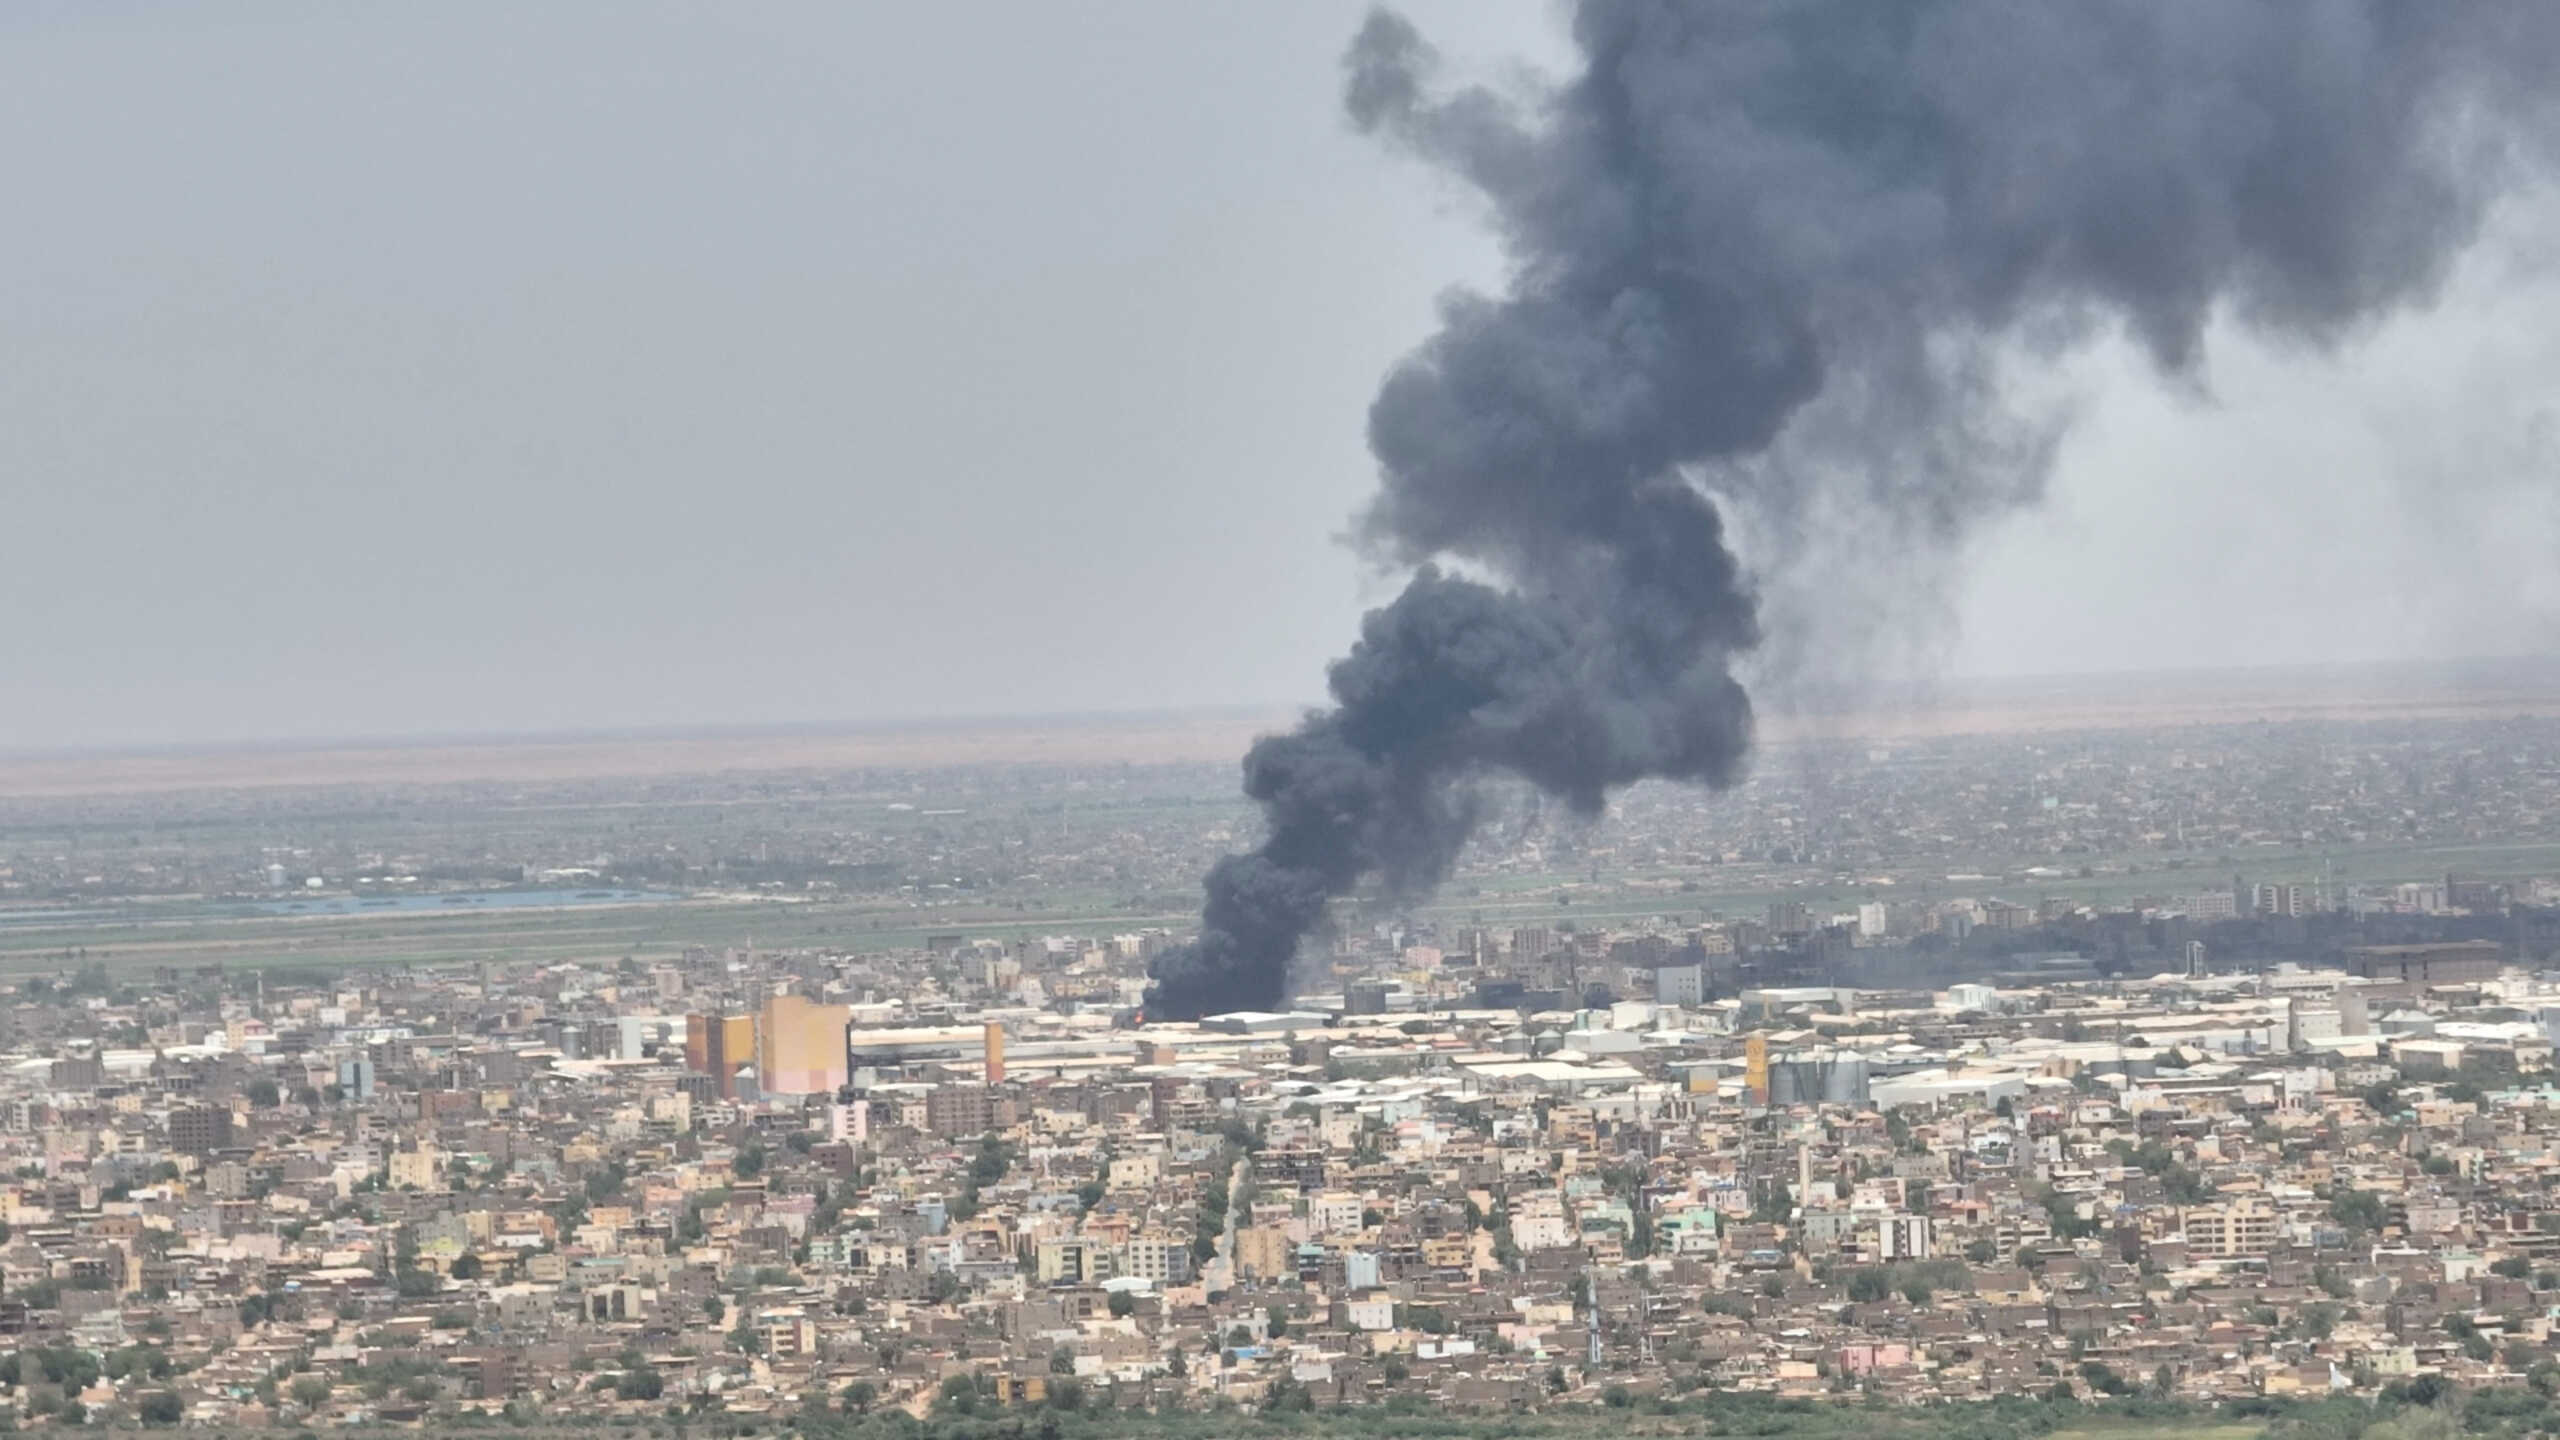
[1145,0,2560,1020]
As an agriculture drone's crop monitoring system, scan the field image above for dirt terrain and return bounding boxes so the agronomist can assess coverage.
[0,708,1296,798]
[1763,659,2560,741]
[6,659,2558,798]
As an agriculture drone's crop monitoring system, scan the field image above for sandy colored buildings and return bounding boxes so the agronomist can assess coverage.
[758,994,851,1096]
[685,1011,760,1098]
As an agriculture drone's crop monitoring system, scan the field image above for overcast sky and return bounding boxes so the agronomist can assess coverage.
[5,2,2556,750]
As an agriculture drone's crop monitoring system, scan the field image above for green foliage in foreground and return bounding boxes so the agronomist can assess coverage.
[581,1387,2536,1440]
[104,1384,2541,1440]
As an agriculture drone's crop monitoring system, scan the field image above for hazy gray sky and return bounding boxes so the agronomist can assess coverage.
[5,2,2556,749]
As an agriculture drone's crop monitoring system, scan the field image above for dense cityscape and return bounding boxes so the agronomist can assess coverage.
[16,6,2560,1440]
[0,713,2557,1431]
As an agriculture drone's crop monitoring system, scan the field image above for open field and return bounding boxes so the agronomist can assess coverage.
[6,658,2559,975]
[0,894,1208,977]
[5,826,2552,977]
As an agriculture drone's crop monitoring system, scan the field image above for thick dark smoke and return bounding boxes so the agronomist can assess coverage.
[1147,0,2560,1019]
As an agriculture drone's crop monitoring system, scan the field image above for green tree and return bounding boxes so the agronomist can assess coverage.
[971,1135,1010,1186]
[1262,1376,1312,1413]
[586,1162,629,1202]
[2330,1188,2387,1233]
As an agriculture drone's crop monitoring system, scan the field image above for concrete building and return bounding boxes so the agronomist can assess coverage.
[1652,959,1705,1007]
[2182,1197,2279,1257]
[168,1105,231,1156]
[1878,1214,1932,1261]
[688,1011,759,1099]
[2345,941,2502,988]
[925,1082,997,1138]
[757,994,851,1096]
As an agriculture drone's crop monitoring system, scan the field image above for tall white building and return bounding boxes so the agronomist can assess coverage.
[1878,1214,1931,1260]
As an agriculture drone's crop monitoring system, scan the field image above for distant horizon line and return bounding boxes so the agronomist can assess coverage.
[9,651,2559,764]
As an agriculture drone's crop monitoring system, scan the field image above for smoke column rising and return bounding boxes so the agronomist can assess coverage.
[1145,0,2560,1019]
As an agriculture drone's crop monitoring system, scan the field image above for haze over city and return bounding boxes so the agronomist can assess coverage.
[13,6,2560,1440]
[4,2,2558,750]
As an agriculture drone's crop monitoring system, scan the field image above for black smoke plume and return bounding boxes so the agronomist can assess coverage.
[1148,0,2560,1020]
